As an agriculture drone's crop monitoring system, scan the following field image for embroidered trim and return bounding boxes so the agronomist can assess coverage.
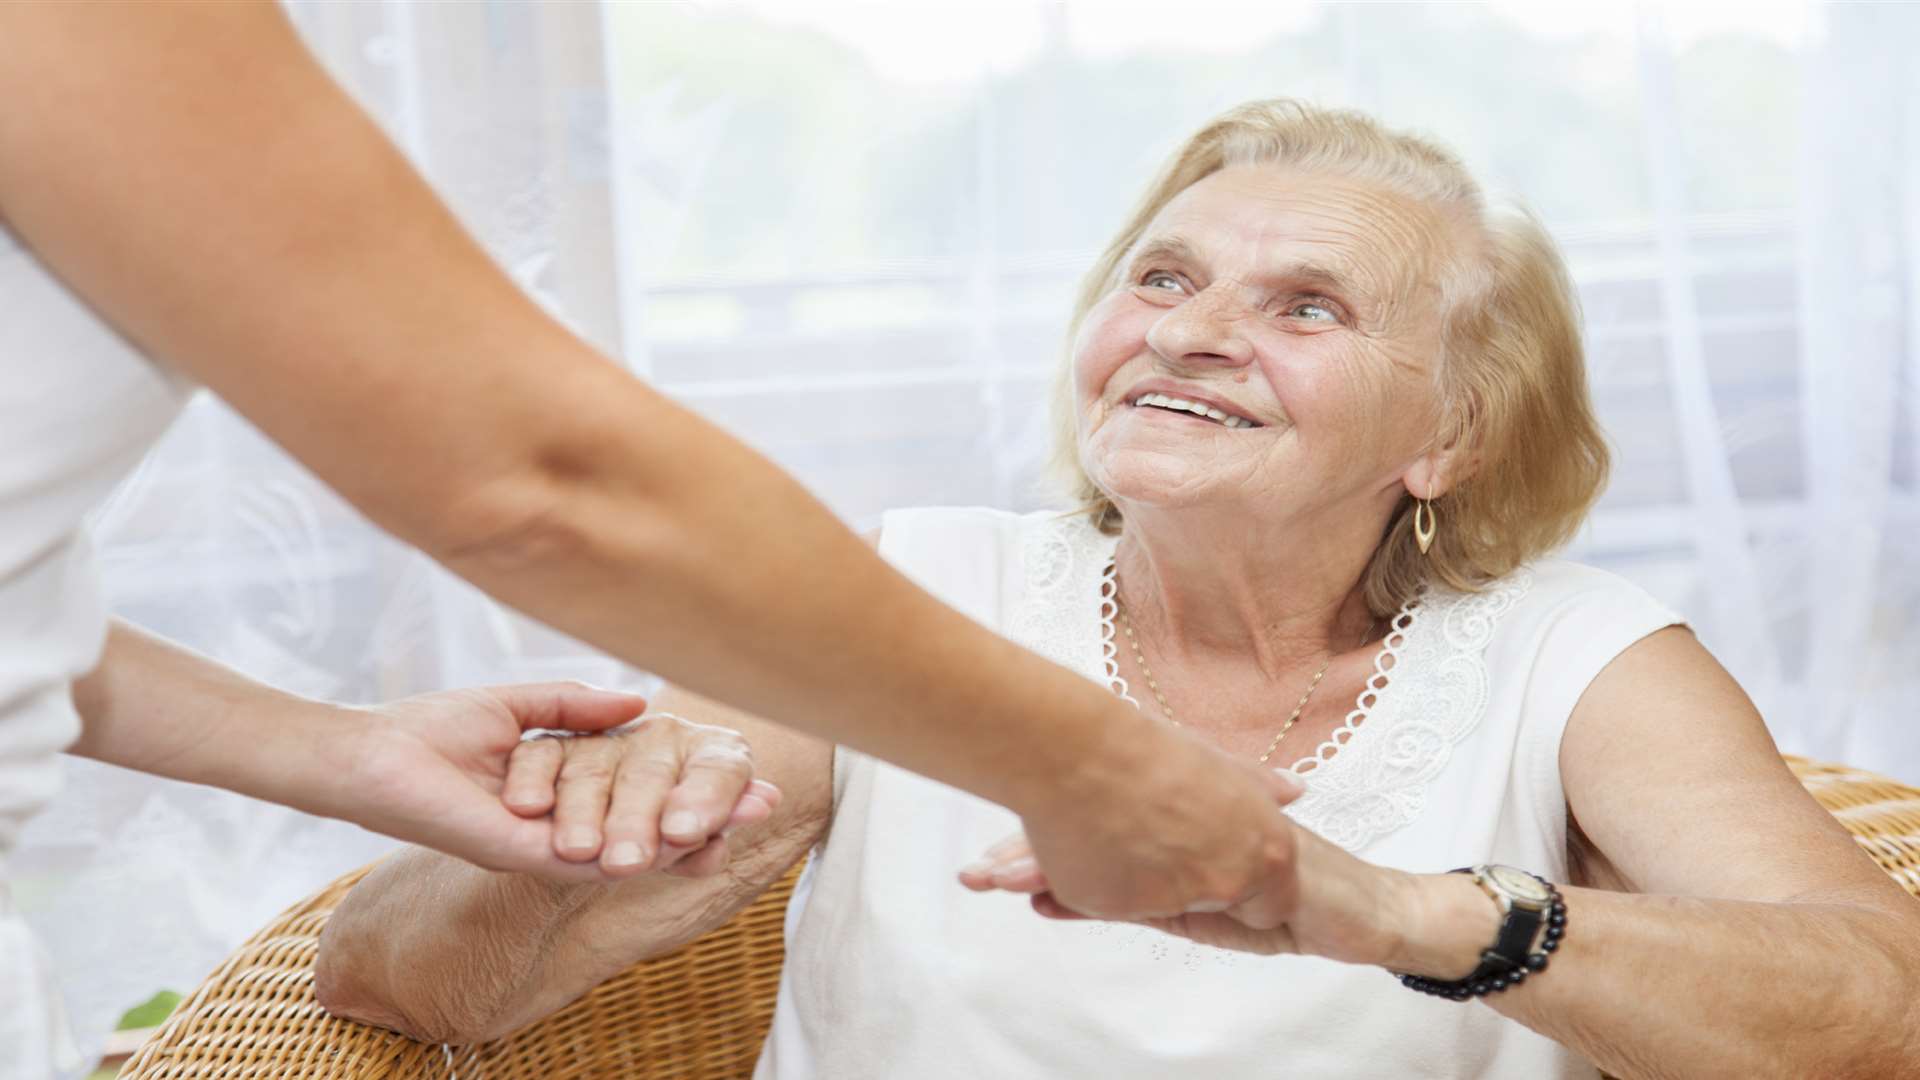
[1097,557,1139,707]
[1089,533,1422,803]
[1007,510,1533,855]
[1283,568,1534,851]
[1297,601,1420,775]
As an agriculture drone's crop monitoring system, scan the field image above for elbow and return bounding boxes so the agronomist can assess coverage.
[311,940,393,1032]
[312,927,403,1034]
[314,919,498,1046]
[411,376,688,580]
[420,452,682,599]
[414,461,597,579]
[313,921,425,1038]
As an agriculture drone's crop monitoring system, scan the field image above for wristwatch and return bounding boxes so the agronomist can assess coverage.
[1462,864,1556,970]
[1399,864,1567,1000]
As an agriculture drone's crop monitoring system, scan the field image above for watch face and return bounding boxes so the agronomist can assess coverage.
[1486,865,1552,903]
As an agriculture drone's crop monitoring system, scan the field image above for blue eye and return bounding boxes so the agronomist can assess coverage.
[1141,271,1184,291]
[1288,301,1337,322]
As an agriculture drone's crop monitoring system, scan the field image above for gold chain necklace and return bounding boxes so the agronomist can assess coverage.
[1114,595,1333,766]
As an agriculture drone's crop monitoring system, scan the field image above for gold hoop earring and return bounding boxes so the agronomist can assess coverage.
[1414,498,1437,555]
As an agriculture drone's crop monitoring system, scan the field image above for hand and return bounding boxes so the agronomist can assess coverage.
[340,683,774,882]
[963,767,1420,964]
[503,712,781,878]
[1003,727,1311,920]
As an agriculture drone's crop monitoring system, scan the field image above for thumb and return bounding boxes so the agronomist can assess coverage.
[487,682,650,734]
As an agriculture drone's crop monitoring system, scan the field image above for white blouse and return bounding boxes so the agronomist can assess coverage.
[758,506,1684,1079]
[0,223,194,1079]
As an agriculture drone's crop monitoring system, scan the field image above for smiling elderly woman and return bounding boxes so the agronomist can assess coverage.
[315,100,1920,1079]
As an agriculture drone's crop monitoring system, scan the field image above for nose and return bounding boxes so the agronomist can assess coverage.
[1145,284,1256,370]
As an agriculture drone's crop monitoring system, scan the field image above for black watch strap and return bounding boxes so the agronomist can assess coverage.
[1399,868,1567,1001]
[1486,889,1545,971]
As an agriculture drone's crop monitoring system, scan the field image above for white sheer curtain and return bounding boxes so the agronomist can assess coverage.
[19,1,1918,1069]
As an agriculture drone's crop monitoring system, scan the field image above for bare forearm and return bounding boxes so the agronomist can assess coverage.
[1494,890,1918,1078]
[441,434,1139,821]
[0,0,1149,824]
[318,814,808,1043]
[68,621,363,816]
[1396,880,1920,1078]
[316,852,600,1043]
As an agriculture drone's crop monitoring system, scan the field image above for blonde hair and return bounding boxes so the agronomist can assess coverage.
[1053,99,1609,617]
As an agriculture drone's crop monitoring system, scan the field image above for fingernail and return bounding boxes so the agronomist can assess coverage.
[561,826,597,851]
[1273,768,1307,793]
[993,856,1037,880]
[663,811,701,837]
[606,842,645,868]
[960,858,994,877]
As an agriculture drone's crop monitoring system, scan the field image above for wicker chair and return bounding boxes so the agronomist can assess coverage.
[120,755,1920,1079]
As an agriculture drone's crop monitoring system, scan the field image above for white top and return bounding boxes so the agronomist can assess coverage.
[758,506,1685,1079]
[0,223,194,1078]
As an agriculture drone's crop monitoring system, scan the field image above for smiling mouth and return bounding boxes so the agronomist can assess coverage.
[1128,392,1262,429]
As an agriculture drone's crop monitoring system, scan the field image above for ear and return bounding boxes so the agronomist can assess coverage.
[1402,426,1477,502]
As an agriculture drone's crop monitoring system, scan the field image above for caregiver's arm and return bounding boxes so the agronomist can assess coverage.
[1392,629,1920,1079]
[0,1,1296,920]
[68,620,755,881]
[316,685,834,1044]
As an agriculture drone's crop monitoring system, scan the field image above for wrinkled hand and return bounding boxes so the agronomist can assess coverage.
[343,683,776,882]
[1005,729,1310,921]
[504,711,780,878]
[962,770,1408,963]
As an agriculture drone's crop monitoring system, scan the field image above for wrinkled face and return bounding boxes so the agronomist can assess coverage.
[1073,165,1458,524]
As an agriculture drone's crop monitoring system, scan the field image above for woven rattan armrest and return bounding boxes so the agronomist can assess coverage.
[120,859,802,1079]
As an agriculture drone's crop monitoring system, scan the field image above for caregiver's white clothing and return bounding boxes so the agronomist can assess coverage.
[0,223,194,1079]
[758,506,1685,1079]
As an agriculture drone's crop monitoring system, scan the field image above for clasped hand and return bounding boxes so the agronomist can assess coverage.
[960,772,1415,965]
[348,680,1410,957]
[344,683,778,883]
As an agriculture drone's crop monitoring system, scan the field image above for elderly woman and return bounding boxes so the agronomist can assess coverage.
[316,100,1920,1078]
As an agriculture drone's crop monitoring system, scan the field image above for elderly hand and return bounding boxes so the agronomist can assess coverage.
[504,711,781,878]
[962,775,1425,967]
[344,684,777,883]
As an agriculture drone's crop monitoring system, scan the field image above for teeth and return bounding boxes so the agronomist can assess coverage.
[1132,392,1256,429]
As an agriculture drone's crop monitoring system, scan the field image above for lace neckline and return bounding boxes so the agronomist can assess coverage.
[1095,553,1420,778]
[1011,510,1533,853]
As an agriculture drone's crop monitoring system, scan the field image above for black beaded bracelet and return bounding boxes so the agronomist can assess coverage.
[1399,877,1566,1001]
